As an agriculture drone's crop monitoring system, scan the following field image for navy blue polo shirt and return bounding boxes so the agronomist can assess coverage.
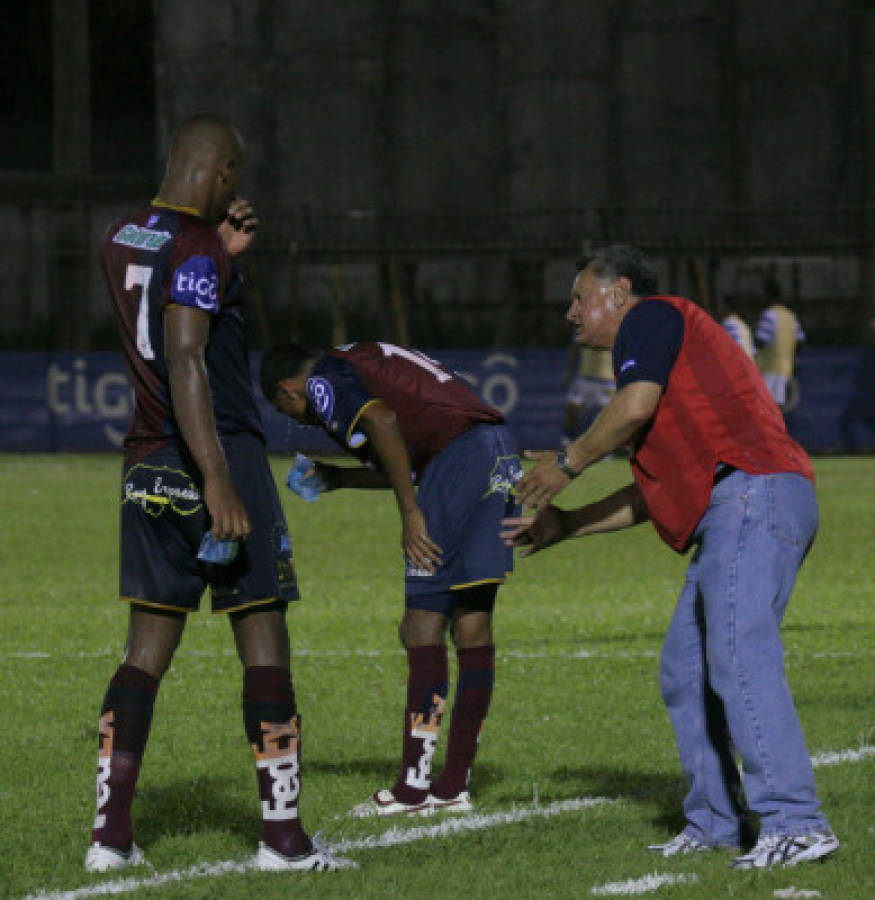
[613,299,685,389]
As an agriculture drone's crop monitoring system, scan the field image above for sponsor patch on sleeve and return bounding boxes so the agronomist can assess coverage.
[171,255,220,313]
[306,376,335,424]
[112,222,172,252]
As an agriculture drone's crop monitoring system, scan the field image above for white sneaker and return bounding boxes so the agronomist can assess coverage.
[426,791,473,814]
[349,788,431,818]
[732,829,839,869]
[647,833,711,857]
[253,841,358,871]
[84,842,147,872]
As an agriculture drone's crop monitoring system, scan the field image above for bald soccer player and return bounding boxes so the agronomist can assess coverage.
[86,116,349,873]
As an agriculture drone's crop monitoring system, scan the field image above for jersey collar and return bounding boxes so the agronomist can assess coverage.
[151,196,202,218]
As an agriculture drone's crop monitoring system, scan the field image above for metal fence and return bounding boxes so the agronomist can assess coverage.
[1,177,872,350]
[269,204,875,257]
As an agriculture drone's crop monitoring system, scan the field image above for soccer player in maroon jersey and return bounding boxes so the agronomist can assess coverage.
[87,116,349,873]
[260,342,522,817]
[504,245,838,869]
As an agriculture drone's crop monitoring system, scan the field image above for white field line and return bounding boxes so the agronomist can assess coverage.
[21,860,253,900]
[810,744,875,767]
[6,647,661,661]
[582,744,871,900]
[591,872,699,895]
[20,797,619,900]
[5,646,875,662]
[330,796,617,853]
[17,734,875,900]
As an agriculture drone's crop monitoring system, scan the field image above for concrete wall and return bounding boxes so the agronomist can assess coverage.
[154,0,867,213]
[146,1,875,346]
[3,2,872,349]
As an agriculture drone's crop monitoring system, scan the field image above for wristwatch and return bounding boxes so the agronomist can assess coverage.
[555,451,580,480]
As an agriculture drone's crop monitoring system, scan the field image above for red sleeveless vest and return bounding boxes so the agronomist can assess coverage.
[627,296,814,552]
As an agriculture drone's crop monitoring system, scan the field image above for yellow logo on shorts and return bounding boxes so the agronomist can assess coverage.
[482,455,523,500]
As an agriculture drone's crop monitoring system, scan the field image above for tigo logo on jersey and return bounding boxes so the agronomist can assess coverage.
[172,256,220,313]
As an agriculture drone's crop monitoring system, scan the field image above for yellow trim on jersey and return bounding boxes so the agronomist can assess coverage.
[346,398,379,447]
[122,596,191,613]
[151,197,202,217]
[449,577,506,591]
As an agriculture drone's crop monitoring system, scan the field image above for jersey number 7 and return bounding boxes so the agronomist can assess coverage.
[126,264,155,360]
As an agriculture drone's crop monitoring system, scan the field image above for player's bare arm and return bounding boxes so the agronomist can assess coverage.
[217,196,258,257]
[515,380,663,510]
[502,482,649,556]
[357,401,443,573]
[164,304,251,541]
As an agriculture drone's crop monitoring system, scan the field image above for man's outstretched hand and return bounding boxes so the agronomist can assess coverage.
[501,505,569,557]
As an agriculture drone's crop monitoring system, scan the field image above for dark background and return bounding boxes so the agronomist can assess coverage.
[1,1,875,350]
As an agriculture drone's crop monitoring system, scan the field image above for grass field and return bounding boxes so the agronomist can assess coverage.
[0,454,873,899]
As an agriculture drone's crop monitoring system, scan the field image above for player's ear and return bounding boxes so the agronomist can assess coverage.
[613,276,633,307]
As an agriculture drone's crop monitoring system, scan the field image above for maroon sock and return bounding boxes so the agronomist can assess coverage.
[431,645,494,800]
[91,664,159,850]
[244,666,311,858]
[390,645,448,803]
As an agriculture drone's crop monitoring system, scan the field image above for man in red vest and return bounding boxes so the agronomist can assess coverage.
[505,245,838,870]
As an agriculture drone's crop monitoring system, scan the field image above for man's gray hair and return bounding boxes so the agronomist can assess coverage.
[577,245,658,297]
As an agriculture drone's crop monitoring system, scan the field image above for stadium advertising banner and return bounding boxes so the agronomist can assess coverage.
[0,349,873,454]
[0,350,567,454]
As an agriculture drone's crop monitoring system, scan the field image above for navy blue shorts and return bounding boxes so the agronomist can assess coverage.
[119,432,299,614]
[405,423,521,615]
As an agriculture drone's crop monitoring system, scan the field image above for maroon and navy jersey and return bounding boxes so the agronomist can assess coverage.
[101,203,262,464]
[306,342,504,476]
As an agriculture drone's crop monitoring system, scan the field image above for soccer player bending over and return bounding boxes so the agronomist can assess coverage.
[261,342,522,817]
[88,116,349,873]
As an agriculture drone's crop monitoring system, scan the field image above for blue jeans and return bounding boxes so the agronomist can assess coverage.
[660,471,830,844]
